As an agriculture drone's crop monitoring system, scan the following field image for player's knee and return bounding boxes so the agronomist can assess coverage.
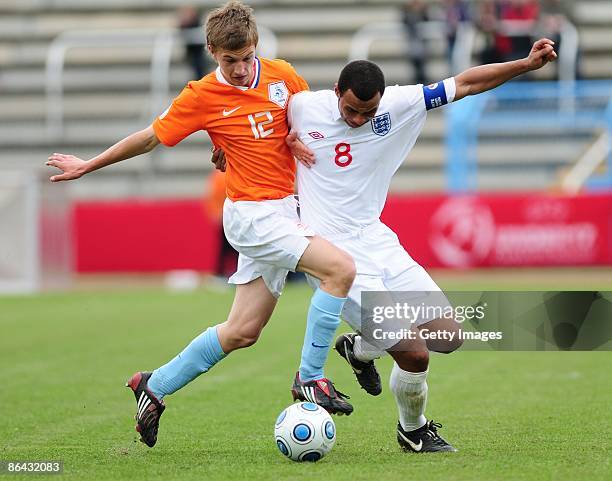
[394,350,429,372]
[228,332,259,350]
[329,252,356,292]
[407,350,430,371]
[238,325,263,348]
[223,321,264,350]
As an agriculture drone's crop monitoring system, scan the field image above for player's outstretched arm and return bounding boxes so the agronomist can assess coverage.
[454,38,557,102]
[46,125,160,182]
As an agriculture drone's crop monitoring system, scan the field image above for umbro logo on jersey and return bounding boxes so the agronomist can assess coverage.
[222,106,242,116]
[308,131,325,139]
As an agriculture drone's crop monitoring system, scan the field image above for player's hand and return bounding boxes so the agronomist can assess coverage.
[211,146,226,172]
[526,38,557,70]
[46,153,88,182]
[286,131,315,168]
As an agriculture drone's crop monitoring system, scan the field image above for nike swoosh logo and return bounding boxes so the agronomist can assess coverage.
[398,431,423,452]
[222,106,241,116]
[311,343,328,348]
[344,340,362,374]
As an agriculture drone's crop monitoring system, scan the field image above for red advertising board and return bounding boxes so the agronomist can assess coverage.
[383,193,612,268]
[74,199,219,272]
[74,193,612,272]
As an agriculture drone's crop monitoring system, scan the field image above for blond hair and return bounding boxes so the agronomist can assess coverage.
[205,1,258,52]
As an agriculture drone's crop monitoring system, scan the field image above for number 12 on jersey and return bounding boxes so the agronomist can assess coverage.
[248,111,274,139]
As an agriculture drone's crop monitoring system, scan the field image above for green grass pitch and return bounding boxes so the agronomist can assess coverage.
[1,281,611,481]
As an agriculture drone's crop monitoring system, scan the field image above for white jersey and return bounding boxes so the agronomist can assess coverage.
[290,79,456,236]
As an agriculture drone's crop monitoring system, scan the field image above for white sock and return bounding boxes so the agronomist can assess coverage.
[389,363,428,432]
[353,335,384,362]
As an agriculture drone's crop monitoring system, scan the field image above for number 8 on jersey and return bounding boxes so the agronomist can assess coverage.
[334,143,352,167]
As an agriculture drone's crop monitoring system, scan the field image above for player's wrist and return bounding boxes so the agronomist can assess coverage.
[80,159,96,176]
[520,57,534,73]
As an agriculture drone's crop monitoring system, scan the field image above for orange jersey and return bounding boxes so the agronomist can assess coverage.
[153,57,309,201]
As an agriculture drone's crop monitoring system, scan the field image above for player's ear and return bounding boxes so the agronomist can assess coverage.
[334,83,340,98]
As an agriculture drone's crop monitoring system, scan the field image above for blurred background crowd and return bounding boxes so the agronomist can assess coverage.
[400,0,575,83]
[176,1,578,86]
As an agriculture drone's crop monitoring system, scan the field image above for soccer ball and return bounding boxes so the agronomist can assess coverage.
[274,402,336,462]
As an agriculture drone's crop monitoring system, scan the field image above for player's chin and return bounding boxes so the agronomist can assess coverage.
[233,76,249,86]
[347,120,366,128]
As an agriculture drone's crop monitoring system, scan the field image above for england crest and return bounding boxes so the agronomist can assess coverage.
[371,112,391,136]
[268,81,289,108]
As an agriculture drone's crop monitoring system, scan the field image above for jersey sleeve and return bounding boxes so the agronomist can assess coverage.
[293,73,309,93]
[152,82,205,147]
[276,59,309,94]
[391,78,456,121]
[287,92,307,129]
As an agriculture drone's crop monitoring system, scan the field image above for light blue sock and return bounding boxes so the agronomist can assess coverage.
[299,288,346,382]
[147,326,226,400]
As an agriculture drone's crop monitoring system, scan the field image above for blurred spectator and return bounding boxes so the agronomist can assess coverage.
[477,0,503,64]
[498,0,540,61]
[443,0,471,59]
[477,0,540,65]
[205,170,237,279]
[177,5,210,80]
[401,0,430,84]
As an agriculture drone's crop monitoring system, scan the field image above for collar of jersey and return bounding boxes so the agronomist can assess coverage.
[329,91,343,121]
[215,57,261,90]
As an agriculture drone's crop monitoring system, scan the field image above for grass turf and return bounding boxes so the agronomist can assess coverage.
[1,283,611,481]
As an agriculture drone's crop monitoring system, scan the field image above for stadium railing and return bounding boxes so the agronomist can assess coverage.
[446,80,612,192]
[44,25,277,171]
[349,20,475,74]
[561,131,610,194]
[45,29,175,141]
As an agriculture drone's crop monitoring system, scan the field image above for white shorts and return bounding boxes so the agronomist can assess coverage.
[224,195,314,298]
[306,222,445,350]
